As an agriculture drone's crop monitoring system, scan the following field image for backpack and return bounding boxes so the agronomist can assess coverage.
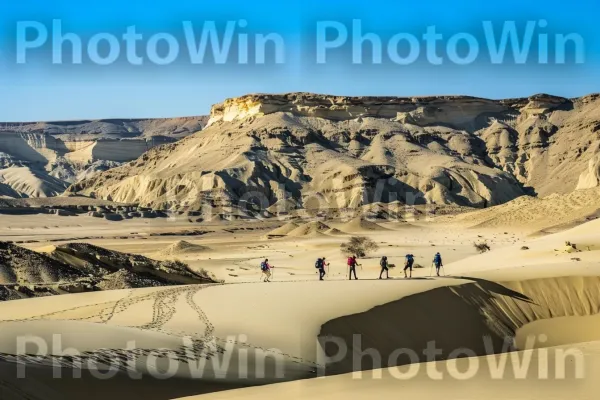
[261,262,268,271]
[315,259,323,269]
[347,257,354,266]
[406,254,414,262]
[433,254,441,264]
[380,258,386,267]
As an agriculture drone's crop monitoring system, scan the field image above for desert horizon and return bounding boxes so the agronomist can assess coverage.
[2,1,600,399]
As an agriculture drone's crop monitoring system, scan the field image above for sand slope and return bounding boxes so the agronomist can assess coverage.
[444,187,600,234]
[337,217,387,232]
[267,222,300,236]
[2,271,598,399]
[287,221,331,237]
[0,166,69,197]
[157,240,209,257]
[177,340,600,400]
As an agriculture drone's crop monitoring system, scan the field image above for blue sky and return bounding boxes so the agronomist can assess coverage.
[0,0,598,121]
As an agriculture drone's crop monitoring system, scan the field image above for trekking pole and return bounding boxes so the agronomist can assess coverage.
[429,263,433,277]
[442,265,446,276]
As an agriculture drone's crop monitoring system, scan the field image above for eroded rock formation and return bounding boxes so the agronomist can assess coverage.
[59,92,600,212]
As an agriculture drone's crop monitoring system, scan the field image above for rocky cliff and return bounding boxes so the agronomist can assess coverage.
[206,92,567,128]
[65,92,600,213]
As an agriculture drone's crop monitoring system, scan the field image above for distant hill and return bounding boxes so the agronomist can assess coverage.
[0,116,208,197]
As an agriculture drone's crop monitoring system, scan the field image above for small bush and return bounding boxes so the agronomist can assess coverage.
[340,236,379,257]
[413,263,424,269]
[521,246,529,250]
[198,268,220,282]
[474,242,491,253]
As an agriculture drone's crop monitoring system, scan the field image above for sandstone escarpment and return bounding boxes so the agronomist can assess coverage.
[208,93,515,130]
[66,92,600,212]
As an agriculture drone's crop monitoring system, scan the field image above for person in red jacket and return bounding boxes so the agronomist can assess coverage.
[347,255,360,280]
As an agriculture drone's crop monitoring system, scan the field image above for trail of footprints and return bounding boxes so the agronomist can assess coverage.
[0,284,319,381]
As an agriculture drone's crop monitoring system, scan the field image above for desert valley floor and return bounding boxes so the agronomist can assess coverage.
[0,200,600,399]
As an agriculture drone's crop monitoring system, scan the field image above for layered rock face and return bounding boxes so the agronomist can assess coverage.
[66,92,600,213]
[208,93,516,129]
[0,116,207,197]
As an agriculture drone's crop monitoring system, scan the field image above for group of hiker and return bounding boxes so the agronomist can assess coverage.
[259,252,444,282]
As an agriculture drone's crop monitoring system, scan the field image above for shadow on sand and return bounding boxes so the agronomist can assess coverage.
[318,276,539,375]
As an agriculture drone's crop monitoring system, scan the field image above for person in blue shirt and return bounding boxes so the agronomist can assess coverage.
[404,254,414,278]
[315,257,329,281]
[433,252,443,276]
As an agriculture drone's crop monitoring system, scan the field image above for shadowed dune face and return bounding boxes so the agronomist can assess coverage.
[319,276,600,375]
[0,360,244,400]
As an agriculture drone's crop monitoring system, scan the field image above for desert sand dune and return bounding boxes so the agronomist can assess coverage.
[320,275,600,375]
[157,240,209,257]
[266,222,300,236]
[287,221,331,237]
[336,216,388,232]
[445,187,600,234]
[1,271,598,399]
[176,341,600,400]
[0,279,465,399]
[443,217,600,277]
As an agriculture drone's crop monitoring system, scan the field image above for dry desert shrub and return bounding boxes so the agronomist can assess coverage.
[473,242,491,253]
[340,236,379,257]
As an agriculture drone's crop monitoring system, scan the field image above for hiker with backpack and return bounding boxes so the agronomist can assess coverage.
[315,257,329,281]
[379,256,390,279]
[404,253,415,278]
[260,259,273,282]
[433,252,443,276]
[347,255,360,280]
